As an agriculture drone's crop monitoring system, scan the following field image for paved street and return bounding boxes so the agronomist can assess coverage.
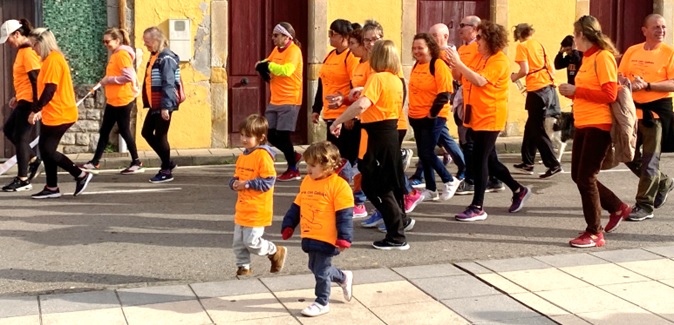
[1,153,674,323]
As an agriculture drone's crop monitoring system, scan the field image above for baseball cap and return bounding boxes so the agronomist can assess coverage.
[0,20,23,44]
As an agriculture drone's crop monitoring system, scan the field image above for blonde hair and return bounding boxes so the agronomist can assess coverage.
[369,40,400,74]
[104,27,131,46]
[143,26,169,52]
[303,141,342,174]
[574,15,619,57]
[29,28,60,60]
[239,114,268,144]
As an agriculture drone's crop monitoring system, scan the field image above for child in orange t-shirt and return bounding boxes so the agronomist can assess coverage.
[281,141,354,317]
[229,114,287,276]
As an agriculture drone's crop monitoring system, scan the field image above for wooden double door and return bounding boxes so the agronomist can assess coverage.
[227,0,309,147]
[590,0,654,53]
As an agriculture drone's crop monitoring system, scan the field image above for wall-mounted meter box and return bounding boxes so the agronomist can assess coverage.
[169,19,191,62]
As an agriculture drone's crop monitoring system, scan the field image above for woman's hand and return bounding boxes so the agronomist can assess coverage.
[446,47,462,69]
[161,109,170,121]
[28,111,41,125]
[348,87,363,102]
[232,180,246,191]
[329,122,342,138]
[8,97,16,109]
[326,93,344,109]
[558,83,576,97]
[311,112,320,124]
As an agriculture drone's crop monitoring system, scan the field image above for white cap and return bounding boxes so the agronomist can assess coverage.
[0,20,22,44]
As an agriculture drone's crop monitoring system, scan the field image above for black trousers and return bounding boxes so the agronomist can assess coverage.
[141,112,172,170]
[268,129,296,169]
[40,123,82,188]
[92,102,139,164]
[326,119,361,166]
[470,129,521,208]
[3,101,37,178]
[521,92,559,168]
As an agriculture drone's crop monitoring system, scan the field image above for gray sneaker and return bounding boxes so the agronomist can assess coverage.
[421,189,439,201]
[654,179,674,209]
[627,205,654,222]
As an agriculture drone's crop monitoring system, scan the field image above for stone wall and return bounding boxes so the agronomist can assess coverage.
[60,85,108,154]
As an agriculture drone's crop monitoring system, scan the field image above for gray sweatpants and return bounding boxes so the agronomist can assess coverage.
[232,224,277,268]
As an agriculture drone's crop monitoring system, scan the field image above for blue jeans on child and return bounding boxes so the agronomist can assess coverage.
[308,250,346,306]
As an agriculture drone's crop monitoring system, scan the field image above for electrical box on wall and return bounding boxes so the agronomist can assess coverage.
[169,19,191,62]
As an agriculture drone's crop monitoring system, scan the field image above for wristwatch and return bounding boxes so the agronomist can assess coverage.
[244,181,250,189]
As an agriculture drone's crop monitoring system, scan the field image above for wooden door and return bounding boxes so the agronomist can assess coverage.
[590,0,653,52]
[417,0,490,46]
[227,0,308,147]
[0,0,39,158]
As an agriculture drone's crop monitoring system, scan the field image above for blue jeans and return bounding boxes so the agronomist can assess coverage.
[410,117,454,191]
[308,251,345,306]
[412,124,465,180]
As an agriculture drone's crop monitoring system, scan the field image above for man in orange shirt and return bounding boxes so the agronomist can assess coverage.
[618,14,674,222]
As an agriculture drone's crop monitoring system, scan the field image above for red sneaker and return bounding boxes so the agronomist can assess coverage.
[604,203,631,233]
[569,231,605,248]
[294,151,303,164]
[278,170,301,182]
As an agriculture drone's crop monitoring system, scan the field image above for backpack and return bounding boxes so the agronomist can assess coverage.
[413,57,438,76]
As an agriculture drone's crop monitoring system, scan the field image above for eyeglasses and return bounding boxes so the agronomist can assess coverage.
[363,36,380,44]
[476,34,483,40]
[459,23,474,28]
[102,39,112,44]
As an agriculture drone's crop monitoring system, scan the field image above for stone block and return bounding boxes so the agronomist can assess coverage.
[84,98,95,109]
[87,109,101,120]
[80,120,101,132]
[76,133,90,146]
[61,133,76,145]
[63,145,90,154]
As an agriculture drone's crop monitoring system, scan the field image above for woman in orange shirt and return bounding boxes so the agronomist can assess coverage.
[330,40,413,251]
[82,28,143,175]
[28,28,94,199]
[558,16,629,248]
[448,21,530,222]
[0,19,41,192]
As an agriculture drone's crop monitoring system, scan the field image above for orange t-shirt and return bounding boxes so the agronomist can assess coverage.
[458,41,480,71]
[294,173,354,245]
[105,49,136,106]
[13,46,41,103]
[461,51,510,131]
[618,42,674,119]
[37,51,77,126]
[408,59,454,119]
[360,71,403,124]
[351,60,370,88]
[233,148,276,227]
[573,50,617,127]
[144,53,158,107]
[267,42,303,105]
[319,49,359,119]
[515,39,554,91]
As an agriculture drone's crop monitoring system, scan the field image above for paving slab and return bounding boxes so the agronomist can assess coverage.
[41,307,126,325]
[260,274,316,292]
[590,248,662,263]
[350,267,404,285]
[454,261,494,275]
[200,293,289,323]
[352,281,434,308]
[617,259,674,280]
[549,314,592,325]
[476,273,528,295]
[473,316,557,325]
[411,275,498,300]
[498,268,590,292]
[534,253,608,268]
[229,315,300,325]
[644,245,674,258]
[509,293,569,316]
[0,315,42,325]
[559,263,649,286]
[190,279,270,299]
[117,284,196,307]
[476,257,551,272]
[600,281,674,321]
[392,263,464,279]
[39,290,120,314]
[274,288,384,324]
[0,296,39,318]
[122,300,212,325]
[441,294,544,324]
[535,286,637,314]
[576,306,672,325]
[370,300,470,325]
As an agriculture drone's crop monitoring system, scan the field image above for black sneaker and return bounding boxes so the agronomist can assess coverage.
[372,239,410,251]
[486,180,506,193]
[169,161,178,171]
[2,177,32,192]
[540,165,563,179]
[27,157,42,181]
[150,170,174,183]
[74,172,94,196]
[456,181,474,195]
[513,163,534,175]
[654,179,674,209]
[32,186,62,199]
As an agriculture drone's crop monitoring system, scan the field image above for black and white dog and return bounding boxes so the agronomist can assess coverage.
[547,111,574,162]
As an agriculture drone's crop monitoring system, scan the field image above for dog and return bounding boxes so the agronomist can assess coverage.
[546,111,574,162]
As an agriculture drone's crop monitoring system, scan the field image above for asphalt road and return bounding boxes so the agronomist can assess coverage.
[1,154,673,296]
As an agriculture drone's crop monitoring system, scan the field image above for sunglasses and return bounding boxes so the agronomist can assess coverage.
[102,39,112,44]
[328,30,336,37]
[459,23,474,28]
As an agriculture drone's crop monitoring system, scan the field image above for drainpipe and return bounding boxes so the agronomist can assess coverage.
[118,0,129,153]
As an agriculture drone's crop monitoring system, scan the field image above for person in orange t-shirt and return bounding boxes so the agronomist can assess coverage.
[281,141,354,317]
[618,14,674,222]
[510,23,562,177]
[27,28,94,199]
[330,40,414,251]
[256,22,304,182]
[82,28,143,175]
[0,19,41,192]
[558,15,629,248]
[229,114,287,277]
[448,21,531,222]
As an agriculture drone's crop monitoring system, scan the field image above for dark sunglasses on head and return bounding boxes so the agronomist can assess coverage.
[459,23,473,28]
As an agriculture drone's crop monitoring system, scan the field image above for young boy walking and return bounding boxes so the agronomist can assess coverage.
[230,114,287,276]
[281,141,354,317]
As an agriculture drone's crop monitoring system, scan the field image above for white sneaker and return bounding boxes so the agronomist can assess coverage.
[301,302,330,317]
[440,179,462,201]
[340,270,353,302]
[421,189,439,201]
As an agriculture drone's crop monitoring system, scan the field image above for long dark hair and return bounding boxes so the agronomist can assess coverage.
[330,19,358,37]
[574,15,618,57]
[16,19,33,36]
[413,33,441,60]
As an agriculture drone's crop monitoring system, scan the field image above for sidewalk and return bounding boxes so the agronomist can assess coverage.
[2,246,673,324]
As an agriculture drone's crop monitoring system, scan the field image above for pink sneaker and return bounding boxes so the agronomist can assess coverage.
[569,231,605,248]
[604,203,631,233]
[278,170,301,182]
[404,190,424,213]
[353,204,368,218]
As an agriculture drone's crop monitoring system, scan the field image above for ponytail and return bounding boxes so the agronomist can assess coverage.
[574,15,619,57]
[104,27,131,46]
[17,18,33,36]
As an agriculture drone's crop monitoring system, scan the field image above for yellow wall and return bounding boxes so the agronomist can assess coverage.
[133,1,212,150]
[505,0,577,134]
[327,0,403,49]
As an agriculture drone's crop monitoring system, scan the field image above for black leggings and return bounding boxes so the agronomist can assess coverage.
[268,129,296,168]
[3,101,37,178]
[326,120,361,166]
[40,123,83,188]
[141,112,172,170]
[91,102,139,164]
[469,129,521,208]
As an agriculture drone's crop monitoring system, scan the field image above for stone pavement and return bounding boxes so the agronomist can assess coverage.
[2,246,674,324]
